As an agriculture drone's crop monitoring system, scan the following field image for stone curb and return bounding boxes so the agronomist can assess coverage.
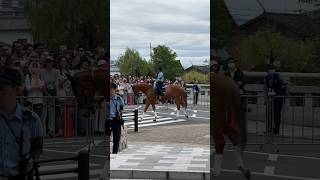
[109,169,210,180]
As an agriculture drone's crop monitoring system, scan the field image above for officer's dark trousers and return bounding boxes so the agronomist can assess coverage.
[109,120,121,154]
[273,97,284,134]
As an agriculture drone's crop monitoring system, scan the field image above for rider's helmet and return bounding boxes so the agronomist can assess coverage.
[158,67,162,72]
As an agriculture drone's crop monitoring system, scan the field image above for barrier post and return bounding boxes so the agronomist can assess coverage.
[78,149,89,180]
[134,109,138,132]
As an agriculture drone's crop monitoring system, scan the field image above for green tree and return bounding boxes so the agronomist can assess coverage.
[182,70,209,84]
[239,30,317,72]
[116,48,155,77]
[24,0,107,50]
[152,45,184,81]
[211,0,236,49]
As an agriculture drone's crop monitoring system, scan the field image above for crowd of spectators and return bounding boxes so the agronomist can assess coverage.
[0,39,107,137]
[110,74,187,105]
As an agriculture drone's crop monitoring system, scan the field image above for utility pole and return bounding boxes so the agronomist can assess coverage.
[150,42,152,62]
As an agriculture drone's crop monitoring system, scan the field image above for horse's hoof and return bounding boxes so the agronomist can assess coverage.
[245,169,251,180]
[211,171,220,178]
[239,167,251,180]
[153,119,156,122]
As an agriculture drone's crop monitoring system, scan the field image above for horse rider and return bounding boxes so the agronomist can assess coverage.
[155,67,165,100]
[107,82,124,154]
[0,67,44,180]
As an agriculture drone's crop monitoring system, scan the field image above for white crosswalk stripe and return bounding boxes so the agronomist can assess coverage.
[122,112,187,130]
[38,163,103,180]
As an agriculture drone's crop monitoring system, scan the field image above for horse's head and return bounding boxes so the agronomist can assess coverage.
[65,71,96,110]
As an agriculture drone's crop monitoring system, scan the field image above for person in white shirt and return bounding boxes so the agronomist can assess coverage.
[25,61,45,132]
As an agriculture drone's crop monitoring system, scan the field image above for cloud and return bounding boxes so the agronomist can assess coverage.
[111,0,210,68]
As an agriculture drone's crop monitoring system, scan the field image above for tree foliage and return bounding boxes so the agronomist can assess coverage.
[239,31,320,72]
[152,45,184,81]
[211,0,236,49]
[182,70,209,84]
[116,48,154,77]
[24,0,107,50]
[116,45,184,80]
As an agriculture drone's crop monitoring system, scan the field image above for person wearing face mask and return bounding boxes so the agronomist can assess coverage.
[225,58,245,94]
[264,64,288,135]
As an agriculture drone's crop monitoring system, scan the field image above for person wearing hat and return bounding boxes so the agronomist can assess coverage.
[0,67,43,180]
[107,82,124,154]
[210,60,220,73]
[155,67,165,100]
[264,64,288,135]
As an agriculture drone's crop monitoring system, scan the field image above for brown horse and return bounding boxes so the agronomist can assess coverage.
[66,68,107,110]
[210,72,250,179]
[131,82,188,121]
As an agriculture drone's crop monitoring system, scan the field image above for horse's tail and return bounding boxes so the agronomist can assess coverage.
[182,89,188,109]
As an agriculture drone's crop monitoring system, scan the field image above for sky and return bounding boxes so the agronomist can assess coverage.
[111,0,210,69]
[225,0,318,25]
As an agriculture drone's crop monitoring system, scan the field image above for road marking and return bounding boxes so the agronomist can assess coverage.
[212,148,320,161]
[43,149,77,154]
[268,154,279,161]
[39,163,100,171]
[41,169,102,180]
[124,116,157,124]
[126,117,173,127]
[150,111,209,120]
[221,169,320,180]
[128,119,186,129]
[44,140,88,145]
[170,112,175,115]
[264,166,275,175]
[192,114,196,117]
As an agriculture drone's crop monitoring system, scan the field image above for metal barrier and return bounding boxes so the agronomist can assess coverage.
[122,109,139,132]
[239,94,320,149]
[37,149,89,180]
[186,90,210,106]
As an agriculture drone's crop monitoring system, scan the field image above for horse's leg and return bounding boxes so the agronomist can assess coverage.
[224,108,251,180]
[175,102,180,120]
[212,106,226,177]
[152,103,157,121]
[181,96,188,119]
[141,102,150,121]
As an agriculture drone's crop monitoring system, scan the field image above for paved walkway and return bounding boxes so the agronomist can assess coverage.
[111,142,210,171]
[110,142,210,179]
